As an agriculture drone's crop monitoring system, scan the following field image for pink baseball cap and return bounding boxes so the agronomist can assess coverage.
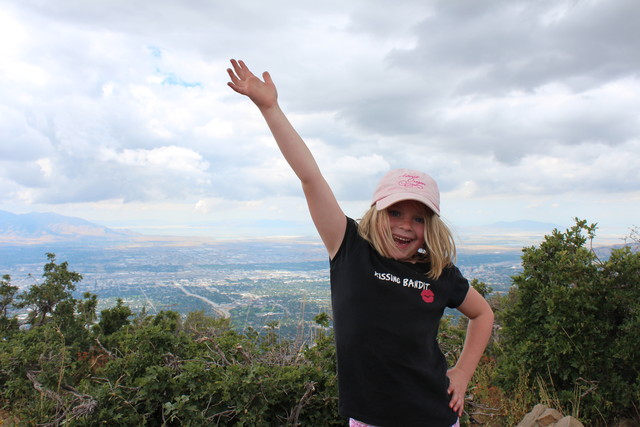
[372,168,440,216]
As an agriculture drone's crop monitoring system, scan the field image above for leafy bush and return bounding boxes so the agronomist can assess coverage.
[0,255,340,425]
[497,219,640,424]
[3,225,638,426]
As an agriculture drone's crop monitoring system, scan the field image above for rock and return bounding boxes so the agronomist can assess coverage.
[537,407,563,425]
[555,416,585,427]
[516,404,546,427]
[516,404,585,427]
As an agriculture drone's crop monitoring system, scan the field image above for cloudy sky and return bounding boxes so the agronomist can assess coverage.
[1,0,639,240]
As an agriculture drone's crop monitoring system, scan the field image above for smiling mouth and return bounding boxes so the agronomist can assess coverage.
[393,235,413,246]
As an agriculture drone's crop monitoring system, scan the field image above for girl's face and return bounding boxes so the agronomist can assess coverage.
[385,200,427,262]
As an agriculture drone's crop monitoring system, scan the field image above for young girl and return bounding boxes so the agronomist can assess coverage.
[227,59,494,427]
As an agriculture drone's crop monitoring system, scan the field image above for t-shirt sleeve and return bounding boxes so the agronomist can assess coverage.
[330,216,356,268]
[446,265,470,308]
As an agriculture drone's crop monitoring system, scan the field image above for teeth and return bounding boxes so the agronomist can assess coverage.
[394,236,411,244]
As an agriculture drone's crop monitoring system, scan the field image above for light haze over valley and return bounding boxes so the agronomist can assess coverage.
[3,210,626,337]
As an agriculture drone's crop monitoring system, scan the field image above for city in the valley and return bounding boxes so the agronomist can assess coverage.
[0,237,522,339]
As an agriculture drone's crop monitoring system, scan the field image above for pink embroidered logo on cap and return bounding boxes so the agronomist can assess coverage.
[398,174,426,189]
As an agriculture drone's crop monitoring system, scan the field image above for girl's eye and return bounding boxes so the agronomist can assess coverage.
[388,210,401,217]
[414,217,425,224]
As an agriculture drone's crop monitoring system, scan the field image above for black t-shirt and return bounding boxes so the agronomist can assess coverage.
[330,218,469,427]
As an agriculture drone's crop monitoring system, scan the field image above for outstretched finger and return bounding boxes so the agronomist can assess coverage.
[228,59,244,81]
[227,67,240,86]
[235,59,254,79]
[262,71,273,85]
[227,80,241,93]
[229,58,241,74]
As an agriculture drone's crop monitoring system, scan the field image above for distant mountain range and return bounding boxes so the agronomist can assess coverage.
[483,220,561,232]
[0,209,565,247]
[0,210,135,244]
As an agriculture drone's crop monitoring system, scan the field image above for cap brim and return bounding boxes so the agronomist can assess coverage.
[375,193,440,216]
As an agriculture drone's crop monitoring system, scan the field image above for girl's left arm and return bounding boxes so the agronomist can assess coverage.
[446,287,494,417]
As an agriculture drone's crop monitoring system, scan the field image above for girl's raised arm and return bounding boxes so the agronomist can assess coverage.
[227,59,346,258]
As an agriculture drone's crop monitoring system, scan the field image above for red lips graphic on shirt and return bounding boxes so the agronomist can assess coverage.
[421,289,434,303]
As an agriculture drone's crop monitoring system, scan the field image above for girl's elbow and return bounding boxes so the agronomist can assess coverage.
[471,303,494,325]
[481,300,494,321]
[486,307,495,325]
[480,294,494,320]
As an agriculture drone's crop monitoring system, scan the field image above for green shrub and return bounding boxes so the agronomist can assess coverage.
[0,254,341,425]
[498,219,640,424]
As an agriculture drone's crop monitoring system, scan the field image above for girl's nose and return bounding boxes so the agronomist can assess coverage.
[399,217,412,229]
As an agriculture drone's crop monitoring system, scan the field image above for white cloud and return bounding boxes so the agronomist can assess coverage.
[104,146,209,174]
[1,0,639,236]
[0,106,52,161]
[36,159,53,178]
[194,198,264,215]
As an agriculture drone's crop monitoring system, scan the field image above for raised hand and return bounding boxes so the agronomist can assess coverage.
[227,59,278,110]
[226,57,346,258]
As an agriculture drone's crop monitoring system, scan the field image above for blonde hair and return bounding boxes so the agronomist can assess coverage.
[358,203,456,279]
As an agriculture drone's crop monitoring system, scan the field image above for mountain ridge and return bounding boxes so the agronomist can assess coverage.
[484,219,561,231]
[0,210,136,244]
[0,210,601,249]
